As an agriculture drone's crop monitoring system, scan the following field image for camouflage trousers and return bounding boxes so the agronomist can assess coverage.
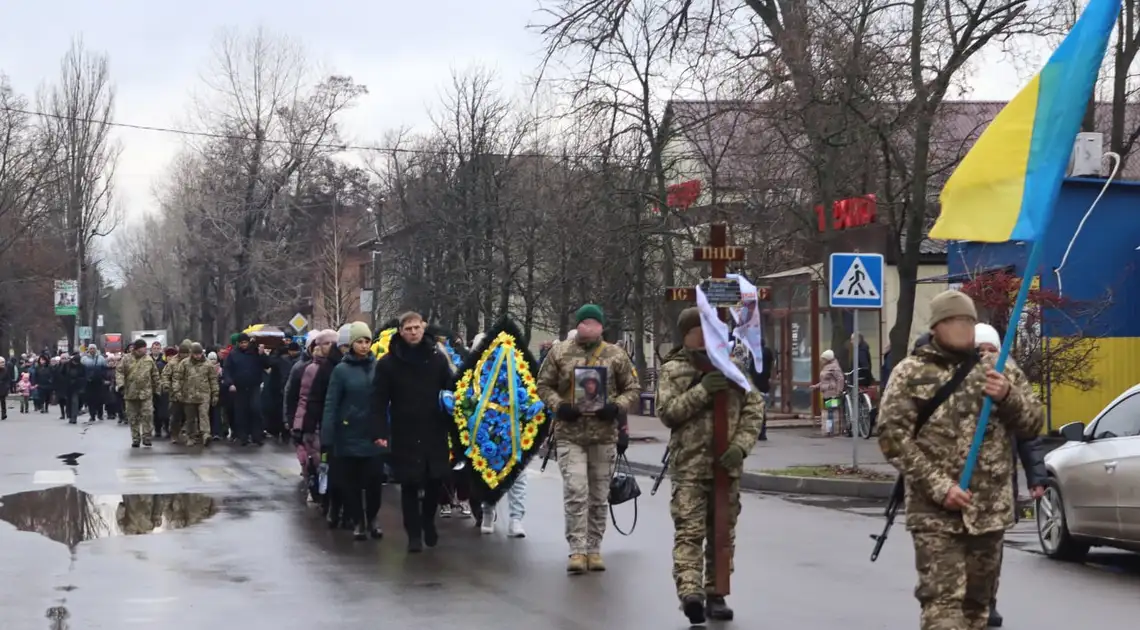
[169,400,185,443]
[912,530,1003,630]
[182,403,210,444]
[556,440,616,555]
[670,478,741,599]
[124,398,154,442]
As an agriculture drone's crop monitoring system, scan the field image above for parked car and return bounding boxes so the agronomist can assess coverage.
[1037,384,1140,560]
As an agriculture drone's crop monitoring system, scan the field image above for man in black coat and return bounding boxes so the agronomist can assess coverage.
[222,333,269,446]
[372,312,459,552]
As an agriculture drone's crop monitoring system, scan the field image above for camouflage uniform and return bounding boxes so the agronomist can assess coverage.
[162,341,191,443]
[173,347,219,446]
[536,339,640,565]
[878,345,1043,630]
[116,352,160,444]
[657,348,764,602]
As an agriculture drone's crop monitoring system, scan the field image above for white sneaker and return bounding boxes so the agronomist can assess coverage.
[508,518,526,538]
[480,510,496,534]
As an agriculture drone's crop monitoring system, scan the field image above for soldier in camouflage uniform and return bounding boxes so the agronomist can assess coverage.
[657,307,764,624]
[162,340,192,444]
[878,290,1043,630]
[116,339,161,448]
[173,342,220,447]
[537,303,640,575]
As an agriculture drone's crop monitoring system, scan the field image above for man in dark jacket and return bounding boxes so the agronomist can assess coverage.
[222,333,268,446]
[59,354,86,424]
[373,312,459,552]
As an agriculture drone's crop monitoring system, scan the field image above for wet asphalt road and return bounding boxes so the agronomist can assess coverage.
[1,408,1138,629]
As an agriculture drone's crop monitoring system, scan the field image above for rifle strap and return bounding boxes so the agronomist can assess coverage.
[912,351,979,438]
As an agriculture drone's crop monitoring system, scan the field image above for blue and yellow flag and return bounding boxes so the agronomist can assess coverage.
[930,0,1120,243]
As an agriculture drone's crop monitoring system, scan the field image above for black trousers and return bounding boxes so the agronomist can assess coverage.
[232,388,261,443]
[85,383,103,420]
[339,456,383,528]
[400,478,443,538]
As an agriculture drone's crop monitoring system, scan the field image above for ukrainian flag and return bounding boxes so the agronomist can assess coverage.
[930,0,1120,243]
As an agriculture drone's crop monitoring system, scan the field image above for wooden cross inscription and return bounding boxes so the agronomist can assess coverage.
[662,223,742,596]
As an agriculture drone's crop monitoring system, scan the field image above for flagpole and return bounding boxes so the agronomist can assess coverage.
[958,239,1045,489]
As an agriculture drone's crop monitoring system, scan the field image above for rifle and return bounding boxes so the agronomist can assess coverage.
[650,447,670,495]
[869,476,904,561]
[540,428,557,472]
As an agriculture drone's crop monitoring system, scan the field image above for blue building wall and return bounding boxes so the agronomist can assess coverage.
[948,178,1140,426]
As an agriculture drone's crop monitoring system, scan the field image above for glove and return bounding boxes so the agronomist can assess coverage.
[701,371,728,393]
[556,403,581,422]
[597,403,620,423]
[291,429,304,446]
[718,444,747,470]
[617,430,629,455]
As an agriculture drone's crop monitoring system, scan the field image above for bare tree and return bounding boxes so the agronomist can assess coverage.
[40,38,122,346]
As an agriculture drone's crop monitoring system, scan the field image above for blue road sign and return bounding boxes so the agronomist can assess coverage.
[829,253,884,309]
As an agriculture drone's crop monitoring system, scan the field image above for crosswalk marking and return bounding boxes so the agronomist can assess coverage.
[117,468,159,483]
[33,470,76,485]
[190,467,243,482]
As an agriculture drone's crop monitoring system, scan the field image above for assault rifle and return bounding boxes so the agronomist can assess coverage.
[540,429,557,472]
[869,476,904,562]
[650,447,670,495]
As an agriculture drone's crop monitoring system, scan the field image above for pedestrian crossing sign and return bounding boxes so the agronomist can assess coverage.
[829,253,884,309]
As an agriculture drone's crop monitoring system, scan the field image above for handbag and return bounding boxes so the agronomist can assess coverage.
[608,453,641,535]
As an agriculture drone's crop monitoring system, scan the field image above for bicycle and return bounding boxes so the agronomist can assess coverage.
[842,370,875,439]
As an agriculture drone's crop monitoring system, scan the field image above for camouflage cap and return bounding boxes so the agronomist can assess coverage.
[190,342,204,355]
[179,339,192,353]
[578,369,601,384]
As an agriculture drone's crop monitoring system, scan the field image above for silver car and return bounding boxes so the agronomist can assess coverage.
[1037,384,1140,560]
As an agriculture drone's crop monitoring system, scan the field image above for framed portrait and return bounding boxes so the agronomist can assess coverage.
[572,366,608,415]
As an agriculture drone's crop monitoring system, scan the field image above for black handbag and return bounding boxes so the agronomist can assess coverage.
[608,453,641,535]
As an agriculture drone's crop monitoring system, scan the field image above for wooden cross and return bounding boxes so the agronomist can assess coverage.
[662,223,744,596]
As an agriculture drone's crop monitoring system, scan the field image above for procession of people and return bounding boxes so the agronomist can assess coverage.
[2,291,1045,627]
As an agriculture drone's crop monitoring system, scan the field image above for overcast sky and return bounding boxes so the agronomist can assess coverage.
[0,0,1029,232]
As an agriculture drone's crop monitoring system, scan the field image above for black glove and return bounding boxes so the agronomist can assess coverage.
[617,430,629,455]
[291,428,304,446]
[597,403,620,423]
[556,403,581,422]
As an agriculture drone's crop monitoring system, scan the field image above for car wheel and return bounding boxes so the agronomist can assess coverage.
[1036,477,1090,561]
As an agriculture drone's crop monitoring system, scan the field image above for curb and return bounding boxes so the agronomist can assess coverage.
[625,459,894,500]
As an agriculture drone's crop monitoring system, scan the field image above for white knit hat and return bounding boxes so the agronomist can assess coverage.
[337,324,353,346]
[821,349,835,362]
[975,323,1001,350]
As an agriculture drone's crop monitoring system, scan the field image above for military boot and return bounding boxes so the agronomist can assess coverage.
[705,595,734,621]
[566,554,587,574]
[681,594,706,625]
[587,552,606,572]
[988,603,1003,627]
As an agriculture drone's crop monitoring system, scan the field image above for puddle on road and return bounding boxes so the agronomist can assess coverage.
[0,486,218,548]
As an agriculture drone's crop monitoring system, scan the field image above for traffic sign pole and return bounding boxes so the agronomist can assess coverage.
[828,253,884,469]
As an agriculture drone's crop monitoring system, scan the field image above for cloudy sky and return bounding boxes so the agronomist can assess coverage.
[0,0,1029,232]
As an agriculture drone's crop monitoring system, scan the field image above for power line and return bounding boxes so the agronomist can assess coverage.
[0,104,777,164]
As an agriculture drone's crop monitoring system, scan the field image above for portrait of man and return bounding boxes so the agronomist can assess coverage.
[572,366,607,415]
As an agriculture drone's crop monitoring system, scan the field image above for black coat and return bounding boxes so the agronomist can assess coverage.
[0,365,11,393]
[58,361,86,395]
[373,335,457,484]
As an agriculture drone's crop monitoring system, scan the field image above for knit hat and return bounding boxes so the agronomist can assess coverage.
[132,339,147,350]
[190,342,204,355]
[179,339,192,354]
[575,304,605,326]
[471,332,487,349]
[315,329,339,346]
[347,321,372,343]
[305,330,319,349]
[975,323,1001,349]
[230,333,240,345]
[337,324,353,346]
[821,349,835,362]
[929,290,977,327]
[237,333,251,343]
[207,352,218,362]
[677,307,701,337]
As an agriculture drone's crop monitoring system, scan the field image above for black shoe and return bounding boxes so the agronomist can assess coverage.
[681,594,706,625]
[352,525,368,541]
[142,439,152,448]
[369,527,383,540]
[424,525,439,548]
[988,605,1003,627]
[241,439,250,447]
[407,537,424,553]
[705,595,734,621]
[69,420,77,425]
[131,441,140,448]
[327,516,339,530]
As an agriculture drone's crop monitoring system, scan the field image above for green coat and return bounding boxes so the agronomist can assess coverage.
[321,353,383,458]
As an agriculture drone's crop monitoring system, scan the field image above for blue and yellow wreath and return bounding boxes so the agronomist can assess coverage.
[448,320,547,499]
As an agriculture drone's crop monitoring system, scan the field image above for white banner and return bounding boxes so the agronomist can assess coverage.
[727,273,764,371]
[696,284,753,392]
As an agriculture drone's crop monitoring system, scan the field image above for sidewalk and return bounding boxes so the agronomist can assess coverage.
[624,414,895,498]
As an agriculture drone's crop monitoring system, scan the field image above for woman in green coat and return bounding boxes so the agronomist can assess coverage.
[321,321,388,541]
